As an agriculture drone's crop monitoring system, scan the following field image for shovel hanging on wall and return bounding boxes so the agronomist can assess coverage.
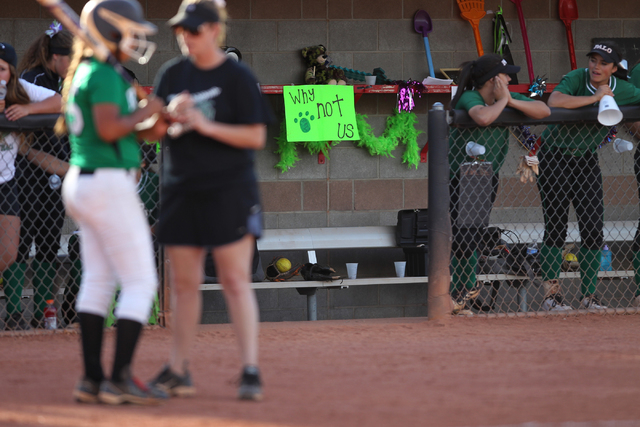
[559,0,579,70]
[413,10,435,77]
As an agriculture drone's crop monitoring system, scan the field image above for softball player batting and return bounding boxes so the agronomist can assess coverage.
[540,41,640,311]
[59,0,167,405]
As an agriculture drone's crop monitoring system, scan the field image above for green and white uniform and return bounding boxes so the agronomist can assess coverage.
[61,58,157,324]
[67,59,140,170]
[539,68,640,298]
[627,63,640,297]
[450,90,535,293]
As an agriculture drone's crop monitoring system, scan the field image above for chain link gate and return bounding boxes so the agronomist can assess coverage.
[0,114,166,332]
[446,105,640,315]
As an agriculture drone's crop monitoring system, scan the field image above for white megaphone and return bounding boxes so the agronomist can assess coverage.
[597,95,623,126]
[465,141,486,157]
[613,138,634,153]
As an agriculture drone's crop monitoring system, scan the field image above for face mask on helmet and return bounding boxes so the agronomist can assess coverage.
[83,0,157,65]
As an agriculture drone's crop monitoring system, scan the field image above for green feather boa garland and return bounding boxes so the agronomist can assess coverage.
[275,110,422,172]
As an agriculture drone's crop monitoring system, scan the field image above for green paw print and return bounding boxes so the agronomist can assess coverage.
[293,111,314,133]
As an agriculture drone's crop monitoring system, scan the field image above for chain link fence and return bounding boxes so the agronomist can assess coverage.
[5,105,640,327]
[446,105,640,315]
[0,115,164,332]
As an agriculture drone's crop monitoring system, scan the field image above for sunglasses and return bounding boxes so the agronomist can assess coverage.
[177,25,208,36]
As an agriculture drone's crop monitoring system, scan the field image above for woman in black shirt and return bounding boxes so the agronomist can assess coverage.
[145,0,272,401]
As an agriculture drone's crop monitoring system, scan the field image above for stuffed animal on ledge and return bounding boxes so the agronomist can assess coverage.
[301,45,347,85]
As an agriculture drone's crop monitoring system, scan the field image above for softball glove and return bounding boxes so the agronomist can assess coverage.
[300,263,340,281]
[265,256,302,282]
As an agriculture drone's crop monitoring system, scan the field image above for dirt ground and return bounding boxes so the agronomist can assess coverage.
[2,315,640,427]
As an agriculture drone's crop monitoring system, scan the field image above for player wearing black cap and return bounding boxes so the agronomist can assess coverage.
[540,41,640,311]
[448,54,550,314]
[145,0,273,401]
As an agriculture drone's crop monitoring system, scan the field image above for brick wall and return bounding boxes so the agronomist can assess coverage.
[4,1,640,321]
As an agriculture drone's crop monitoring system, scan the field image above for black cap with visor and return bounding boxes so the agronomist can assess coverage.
[0,42,17,68]
[587,43,621,65]
[474,57,521,86]
[168,1,219,32]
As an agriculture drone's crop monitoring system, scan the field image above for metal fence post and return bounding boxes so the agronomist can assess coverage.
[428,102,452,320]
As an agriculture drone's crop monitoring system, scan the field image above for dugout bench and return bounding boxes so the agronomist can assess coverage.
[199,221,639,319]
[1,222,635,319]
[200,226,430,321]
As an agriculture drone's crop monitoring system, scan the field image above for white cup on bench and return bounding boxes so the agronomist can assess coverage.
[346,263,358,279]
[394,261,406,278]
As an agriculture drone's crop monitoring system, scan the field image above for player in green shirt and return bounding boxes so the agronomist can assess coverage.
[58,0,167,405]
[449,54,550,314]
[626,61,640,308]
[540,41,640,311]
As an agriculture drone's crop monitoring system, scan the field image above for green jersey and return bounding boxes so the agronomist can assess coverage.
[65,58,140,170]
[542,68,640,154]
[629,63,640,89]
[450,89,533,177]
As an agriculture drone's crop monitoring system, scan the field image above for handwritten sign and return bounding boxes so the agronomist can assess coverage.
[283,85,360,142]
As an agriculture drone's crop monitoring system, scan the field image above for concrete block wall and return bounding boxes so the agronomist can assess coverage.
[4,0,640,322]
[202,284,429,323]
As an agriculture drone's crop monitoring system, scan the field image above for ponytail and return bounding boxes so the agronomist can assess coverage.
[450,53,510,109]
[55,38,87,136]
[19,29,73,78]
[450,60,476,109]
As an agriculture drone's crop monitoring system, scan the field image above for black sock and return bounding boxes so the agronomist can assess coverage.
[111,318,143,383]
[79,312,105,383]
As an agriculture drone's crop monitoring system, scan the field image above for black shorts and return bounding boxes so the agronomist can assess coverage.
[158,180,263,247]
[0,179,20,217]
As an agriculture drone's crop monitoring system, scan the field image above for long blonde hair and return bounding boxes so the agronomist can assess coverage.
[55,38,89,135]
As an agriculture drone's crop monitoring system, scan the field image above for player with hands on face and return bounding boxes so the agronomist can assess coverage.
[448,54,550,315]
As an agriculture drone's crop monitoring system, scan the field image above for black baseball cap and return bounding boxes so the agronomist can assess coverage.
[0,42,17,68]
[587,43,622,66]
[475,55,521,86]
[168,1,219,32]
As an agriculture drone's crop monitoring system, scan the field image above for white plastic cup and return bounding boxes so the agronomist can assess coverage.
[597,95,623,126]
[465,141,486,157]
[346,263,358,279]
[621,59,629,71]
[613,138,634,153]
[365,75,376,85]
[394,261,406,278]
